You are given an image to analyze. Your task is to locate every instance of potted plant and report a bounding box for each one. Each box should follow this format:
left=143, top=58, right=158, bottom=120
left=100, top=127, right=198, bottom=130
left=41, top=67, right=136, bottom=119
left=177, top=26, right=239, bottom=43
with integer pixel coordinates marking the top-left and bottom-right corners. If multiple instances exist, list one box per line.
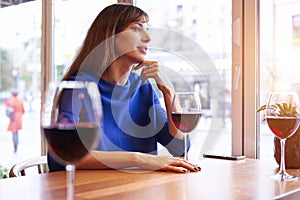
left=0, top=165, right=9, bottom=179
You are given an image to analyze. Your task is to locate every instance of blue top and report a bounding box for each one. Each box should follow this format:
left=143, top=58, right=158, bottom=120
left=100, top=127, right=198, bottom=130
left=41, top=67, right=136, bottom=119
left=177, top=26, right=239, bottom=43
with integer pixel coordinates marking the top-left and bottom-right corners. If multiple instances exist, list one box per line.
left=48, top=71, right=187, bottom=171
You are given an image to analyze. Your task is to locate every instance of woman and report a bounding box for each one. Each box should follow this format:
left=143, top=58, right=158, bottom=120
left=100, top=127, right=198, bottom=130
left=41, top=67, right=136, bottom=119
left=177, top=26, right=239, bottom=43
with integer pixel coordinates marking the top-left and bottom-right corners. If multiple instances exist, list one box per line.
left=48, top=3, right=200, bottom=173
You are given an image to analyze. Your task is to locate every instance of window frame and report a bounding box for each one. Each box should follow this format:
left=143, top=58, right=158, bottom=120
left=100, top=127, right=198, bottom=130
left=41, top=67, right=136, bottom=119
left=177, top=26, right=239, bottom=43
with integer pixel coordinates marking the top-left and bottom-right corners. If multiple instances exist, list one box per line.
left=40, top=0, right=53, bottom=155
left=232, top=0, right=259, bottom=158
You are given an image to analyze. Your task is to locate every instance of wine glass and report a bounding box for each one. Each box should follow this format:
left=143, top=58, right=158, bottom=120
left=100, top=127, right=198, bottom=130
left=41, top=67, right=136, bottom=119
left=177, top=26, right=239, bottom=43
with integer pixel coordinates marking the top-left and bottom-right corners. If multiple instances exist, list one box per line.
left=171, top=92, right=202, bottom=160
left=265, top=92, right=300, bottom=181
left=41, top=81, right=102, bottom=200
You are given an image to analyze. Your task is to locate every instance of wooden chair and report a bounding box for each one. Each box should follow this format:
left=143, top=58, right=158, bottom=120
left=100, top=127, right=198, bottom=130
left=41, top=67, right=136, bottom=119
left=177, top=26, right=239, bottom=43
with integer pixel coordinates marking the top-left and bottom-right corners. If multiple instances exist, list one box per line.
left=9, top=156, right=48, bottom=177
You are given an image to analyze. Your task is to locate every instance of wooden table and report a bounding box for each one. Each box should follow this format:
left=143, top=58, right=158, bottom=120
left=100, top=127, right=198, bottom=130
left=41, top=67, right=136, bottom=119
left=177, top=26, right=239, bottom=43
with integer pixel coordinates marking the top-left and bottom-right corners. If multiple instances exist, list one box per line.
left=1, top=158, right=300, bottom=199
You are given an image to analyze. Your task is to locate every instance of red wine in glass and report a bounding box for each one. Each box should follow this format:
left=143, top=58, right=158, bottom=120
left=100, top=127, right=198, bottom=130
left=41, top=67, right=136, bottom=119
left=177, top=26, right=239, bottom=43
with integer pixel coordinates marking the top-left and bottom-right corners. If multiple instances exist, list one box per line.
left=171, top=112, right=202, bottom=133
left=266, top=117, right=300, bottom=140
left=171, top=92, right=202, bottom=160
left=44, top=124, right=100, bottom=164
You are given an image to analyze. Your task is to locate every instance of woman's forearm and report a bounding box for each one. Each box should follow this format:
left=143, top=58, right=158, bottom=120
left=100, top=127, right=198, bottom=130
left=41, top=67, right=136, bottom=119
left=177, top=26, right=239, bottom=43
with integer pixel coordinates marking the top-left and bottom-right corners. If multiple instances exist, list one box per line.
left=75, top=150, right=201, bottom=173
left=158, top=82, right=183, bottom=140
left=76, top=150, right=140, bottom=169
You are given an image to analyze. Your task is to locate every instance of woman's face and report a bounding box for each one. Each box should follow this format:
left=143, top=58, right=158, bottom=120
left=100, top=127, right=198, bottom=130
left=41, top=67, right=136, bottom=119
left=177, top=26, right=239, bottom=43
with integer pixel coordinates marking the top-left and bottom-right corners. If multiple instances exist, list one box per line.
left=115, top=18, right=150, bottom=64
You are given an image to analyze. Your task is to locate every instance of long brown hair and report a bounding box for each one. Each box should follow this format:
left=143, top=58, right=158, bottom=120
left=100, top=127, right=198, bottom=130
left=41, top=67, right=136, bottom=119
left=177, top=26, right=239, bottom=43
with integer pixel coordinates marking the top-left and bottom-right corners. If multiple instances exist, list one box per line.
left=62, top=3, right=149, bottom=80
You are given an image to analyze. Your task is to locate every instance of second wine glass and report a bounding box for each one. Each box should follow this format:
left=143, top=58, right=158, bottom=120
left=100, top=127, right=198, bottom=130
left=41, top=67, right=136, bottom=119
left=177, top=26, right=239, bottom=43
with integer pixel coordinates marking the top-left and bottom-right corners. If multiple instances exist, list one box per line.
left=41, top=81, right=102, bottom=200
left=171, top=92, right=202, bottom=160
left=265, top=92, right=300, bottom=181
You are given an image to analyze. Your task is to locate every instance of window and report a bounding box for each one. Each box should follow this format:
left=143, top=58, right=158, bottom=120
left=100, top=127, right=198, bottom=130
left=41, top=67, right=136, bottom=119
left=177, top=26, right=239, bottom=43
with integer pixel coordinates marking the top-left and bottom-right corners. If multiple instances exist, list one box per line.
left=0, top=0, right=42, bottom=168
left=46, top=0, right=300, bottom=162
left=259, top=0, right=300, bottom=160
left=53, top=0, right=116, bottom=80
left=292, top=15, right=300, bottom=48
left=135, top=0, right=232, bottom=160
left=3, top=0, right=297, bottom=170
left=0, top=0, right=117, bottom=170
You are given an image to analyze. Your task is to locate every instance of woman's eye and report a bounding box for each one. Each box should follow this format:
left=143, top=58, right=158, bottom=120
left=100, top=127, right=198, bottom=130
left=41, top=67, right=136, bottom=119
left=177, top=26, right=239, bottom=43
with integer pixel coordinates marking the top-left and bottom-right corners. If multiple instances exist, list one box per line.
left=133, top=27, right=141, bottom=32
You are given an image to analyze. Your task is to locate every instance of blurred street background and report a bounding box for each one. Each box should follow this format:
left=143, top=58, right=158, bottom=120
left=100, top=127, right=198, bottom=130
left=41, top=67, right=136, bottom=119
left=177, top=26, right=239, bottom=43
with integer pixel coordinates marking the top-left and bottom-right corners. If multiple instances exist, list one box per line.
left=0, top=103, right=41, bottom=170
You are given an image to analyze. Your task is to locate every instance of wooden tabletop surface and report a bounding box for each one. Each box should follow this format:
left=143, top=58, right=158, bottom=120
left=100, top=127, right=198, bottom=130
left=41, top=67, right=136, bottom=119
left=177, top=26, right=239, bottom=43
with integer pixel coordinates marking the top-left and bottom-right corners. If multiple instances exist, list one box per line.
left=1, top=158, right=300, bottom=199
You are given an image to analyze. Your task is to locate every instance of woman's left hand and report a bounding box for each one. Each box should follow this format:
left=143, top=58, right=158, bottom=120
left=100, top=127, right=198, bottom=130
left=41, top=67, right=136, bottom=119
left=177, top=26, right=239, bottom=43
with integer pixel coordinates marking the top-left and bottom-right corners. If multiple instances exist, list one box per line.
left=134, top=61, right=173, bottom=92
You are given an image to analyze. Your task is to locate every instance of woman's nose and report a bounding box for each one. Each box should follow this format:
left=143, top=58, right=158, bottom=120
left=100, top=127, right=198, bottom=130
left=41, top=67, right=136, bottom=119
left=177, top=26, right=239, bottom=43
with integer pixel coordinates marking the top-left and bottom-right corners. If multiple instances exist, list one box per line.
left=142, top=30, right=151, bottom=43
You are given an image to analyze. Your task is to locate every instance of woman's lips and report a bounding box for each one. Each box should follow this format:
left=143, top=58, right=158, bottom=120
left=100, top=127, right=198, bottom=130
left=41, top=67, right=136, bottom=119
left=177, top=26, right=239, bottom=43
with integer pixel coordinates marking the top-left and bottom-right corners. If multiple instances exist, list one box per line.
left=137, top=46, right=148, bottom=54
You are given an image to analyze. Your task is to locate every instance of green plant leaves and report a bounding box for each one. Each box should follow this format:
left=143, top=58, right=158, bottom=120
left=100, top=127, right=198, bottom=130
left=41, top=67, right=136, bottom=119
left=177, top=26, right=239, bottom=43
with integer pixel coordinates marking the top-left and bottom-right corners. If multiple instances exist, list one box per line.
left=257, top=102, right=299, bottom=117
left=0, top=166, right=9, bottom=179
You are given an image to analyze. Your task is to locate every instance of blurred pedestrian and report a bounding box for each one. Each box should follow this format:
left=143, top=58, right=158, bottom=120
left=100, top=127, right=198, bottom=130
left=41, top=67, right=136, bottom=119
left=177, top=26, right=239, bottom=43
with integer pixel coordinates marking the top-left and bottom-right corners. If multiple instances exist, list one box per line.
left=5, top=91, right=25, bottom=153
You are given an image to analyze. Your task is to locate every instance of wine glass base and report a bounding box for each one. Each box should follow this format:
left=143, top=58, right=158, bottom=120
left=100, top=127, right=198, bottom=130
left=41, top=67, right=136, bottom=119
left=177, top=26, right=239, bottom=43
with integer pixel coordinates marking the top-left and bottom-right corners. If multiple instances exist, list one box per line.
left=269, top=172, right=298, bottom=181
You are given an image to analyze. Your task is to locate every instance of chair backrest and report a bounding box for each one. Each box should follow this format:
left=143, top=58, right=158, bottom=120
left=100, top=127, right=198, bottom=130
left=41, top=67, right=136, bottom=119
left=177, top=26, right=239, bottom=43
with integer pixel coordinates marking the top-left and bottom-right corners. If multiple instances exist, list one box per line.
left=9, top=156, right=48, bottom=177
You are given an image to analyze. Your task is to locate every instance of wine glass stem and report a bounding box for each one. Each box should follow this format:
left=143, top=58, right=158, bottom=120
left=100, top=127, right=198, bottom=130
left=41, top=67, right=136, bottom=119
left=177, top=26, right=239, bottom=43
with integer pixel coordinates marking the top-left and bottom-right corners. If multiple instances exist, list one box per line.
left=66, top=164, right=75, bottom=200
left=279, top=139, right=287, bottom=179
left=183, top=133, right=188, bottom=160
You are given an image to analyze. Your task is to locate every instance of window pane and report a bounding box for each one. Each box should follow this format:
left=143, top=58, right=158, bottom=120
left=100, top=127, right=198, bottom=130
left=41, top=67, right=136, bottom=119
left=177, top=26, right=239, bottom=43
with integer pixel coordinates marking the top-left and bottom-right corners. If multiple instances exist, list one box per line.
left=135, top=0, right=232, bottom=160
left=0, top=0, right=42, bottom=169
left=260, top=0, right=300, bottom=160
left=53, top=0, right=116, bottom=80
